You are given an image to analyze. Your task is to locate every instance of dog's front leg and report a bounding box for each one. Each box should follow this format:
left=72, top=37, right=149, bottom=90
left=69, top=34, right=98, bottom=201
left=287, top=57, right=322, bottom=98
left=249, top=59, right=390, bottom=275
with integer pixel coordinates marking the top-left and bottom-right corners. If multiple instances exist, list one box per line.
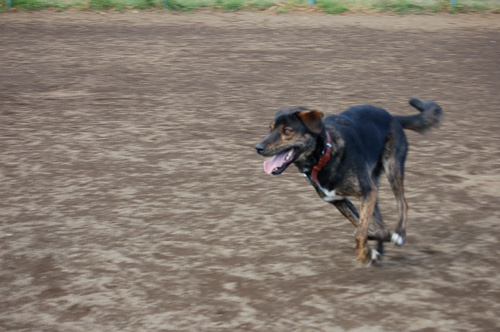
left=332, top=199, right=360, bottom=228
left=333, top=199, right=391, bottom=255
left=355, top=188, right=379, bottom=265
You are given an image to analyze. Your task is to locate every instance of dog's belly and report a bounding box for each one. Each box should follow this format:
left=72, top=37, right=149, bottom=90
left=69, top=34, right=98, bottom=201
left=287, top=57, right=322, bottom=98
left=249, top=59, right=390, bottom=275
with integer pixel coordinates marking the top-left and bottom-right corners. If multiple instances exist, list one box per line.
left=319, top=186, right=345, bottom=202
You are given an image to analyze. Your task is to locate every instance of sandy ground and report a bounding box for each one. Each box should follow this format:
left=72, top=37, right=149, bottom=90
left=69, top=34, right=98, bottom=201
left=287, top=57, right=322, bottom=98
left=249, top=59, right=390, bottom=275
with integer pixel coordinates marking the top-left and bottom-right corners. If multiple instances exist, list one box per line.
left=1, top=10, right=500, bottom=332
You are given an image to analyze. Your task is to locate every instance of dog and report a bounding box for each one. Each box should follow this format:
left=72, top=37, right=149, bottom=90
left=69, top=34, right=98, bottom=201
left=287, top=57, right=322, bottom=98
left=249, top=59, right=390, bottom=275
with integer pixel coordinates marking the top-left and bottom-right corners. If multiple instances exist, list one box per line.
left=255, top=98, right=442, bottom=265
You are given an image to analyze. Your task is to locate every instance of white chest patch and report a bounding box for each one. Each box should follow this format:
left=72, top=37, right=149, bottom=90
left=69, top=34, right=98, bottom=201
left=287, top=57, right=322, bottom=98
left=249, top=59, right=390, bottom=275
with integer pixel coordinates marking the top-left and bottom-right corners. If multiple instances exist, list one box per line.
left=319, top=187, right=345, bottom=202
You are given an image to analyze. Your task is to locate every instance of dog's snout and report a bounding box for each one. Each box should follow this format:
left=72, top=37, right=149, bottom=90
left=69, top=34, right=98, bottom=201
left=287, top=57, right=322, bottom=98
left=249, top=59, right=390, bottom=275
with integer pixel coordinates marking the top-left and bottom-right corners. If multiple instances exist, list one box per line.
left=255, top=143, right=266, bottom=155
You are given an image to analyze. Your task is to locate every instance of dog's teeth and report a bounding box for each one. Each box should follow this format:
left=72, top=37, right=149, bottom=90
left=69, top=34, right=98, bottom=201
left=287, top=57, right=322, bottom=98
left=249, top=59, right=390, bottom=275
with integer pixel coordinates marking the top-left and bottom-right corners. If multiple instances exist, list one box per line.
left=286, top=149, right=293, bottom=161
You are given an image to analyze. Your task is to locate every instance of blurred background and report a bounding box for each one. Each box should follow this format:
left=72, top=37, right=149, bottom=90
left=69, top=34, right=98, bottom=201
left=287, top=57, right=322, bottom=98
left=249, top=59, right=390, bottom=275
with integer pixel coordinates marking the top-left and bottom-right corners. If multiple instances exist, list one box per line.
left=1, top=9, right=499, bottom=332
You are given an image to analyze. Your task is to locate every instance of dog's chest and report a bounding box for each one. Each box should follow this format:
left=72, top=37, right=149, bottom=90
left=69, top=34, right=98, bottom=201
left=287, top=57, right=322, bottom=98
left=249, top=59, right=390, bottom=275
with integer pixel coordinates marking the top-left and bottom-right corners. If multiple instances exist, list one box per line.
left=319, top=186, right=345, bottom=202
left=304, top=173, right=345, bottom=202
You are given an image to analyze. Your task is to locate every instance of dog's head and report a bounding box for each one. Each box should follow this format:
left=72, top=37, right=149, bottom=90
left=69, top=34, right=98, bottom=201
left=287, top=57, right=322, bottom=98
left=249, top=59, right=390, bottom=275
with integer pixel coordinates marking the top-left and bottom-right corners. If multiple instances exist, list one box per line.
left=255, top=107, right=324, bottom=175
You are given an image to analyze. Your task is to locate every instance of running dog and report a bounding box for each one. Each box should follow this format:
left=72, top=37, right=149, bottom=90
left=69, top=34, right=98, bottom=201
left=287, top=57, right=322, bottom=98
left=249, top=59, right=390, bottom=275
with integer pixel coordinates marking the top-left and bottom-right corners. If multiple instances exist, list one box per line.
left=255, top=98, right=442, bottom=265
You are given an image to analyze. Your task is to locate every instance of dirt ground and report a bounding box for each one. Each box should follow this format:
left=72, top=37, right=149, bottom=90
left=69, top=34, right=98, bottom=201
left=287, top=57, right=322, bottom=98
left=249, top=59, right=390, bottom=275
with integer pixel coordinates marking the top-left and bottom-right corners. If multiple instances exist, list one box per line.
left=1, top=10, right=500, bottom=332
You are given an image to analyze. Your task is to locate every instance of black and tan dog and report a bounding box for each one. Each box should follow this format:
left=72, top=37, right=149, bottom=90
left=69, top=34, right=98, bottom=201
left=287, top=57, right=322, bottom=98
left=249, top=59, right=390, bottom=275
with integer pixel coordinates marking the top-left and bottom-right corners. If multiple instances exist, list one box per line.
left=255, top=98, right=442, bottom=265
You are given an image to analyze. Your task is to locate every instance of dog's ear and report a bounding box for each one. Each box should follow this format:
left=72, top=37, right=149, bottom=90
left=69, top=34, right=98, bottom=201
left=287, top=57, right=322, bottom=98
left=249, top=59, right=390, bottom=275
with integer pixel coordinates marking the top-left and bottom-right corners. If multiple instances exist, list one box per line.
left=296, top=110, right=324, bottom=134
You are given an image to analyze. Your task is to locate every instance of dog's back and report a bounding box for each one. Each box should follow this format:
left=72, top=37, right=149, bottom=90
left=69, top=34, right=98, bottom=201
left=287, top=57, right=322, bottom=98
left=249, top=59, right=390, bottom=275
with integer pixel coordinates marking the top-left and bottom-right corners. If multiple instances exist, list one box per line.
left=324, top=106, right=394, bottom=165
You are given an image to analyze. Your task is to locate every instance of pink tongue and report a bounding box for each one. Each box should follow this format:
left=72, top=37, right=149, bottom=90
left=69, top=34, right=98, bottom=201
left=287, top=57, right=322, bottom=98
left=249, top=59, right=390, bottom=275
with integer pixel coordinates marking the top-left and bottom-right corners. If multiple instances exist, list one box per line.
left=263, top=150, right=290, bottom=174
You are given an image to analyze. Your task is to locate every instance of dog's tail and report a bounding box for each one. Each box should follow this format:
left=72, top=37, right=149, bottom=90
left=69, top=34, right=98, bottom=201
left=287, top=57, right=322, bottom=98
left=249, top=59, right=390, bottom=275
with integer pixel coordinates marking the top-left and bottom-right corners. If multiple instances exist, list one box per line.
left=395, top=98, right=443, bottom=134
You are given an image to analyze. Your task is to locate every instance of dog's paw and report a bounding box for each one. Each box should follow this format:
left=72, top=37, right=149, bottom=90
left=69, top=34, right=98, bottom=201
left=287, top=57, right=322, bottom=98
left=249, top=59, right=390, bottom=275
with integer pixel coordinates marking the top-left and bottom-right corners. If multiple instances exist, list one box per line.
left=357, top=246, right=380, bottom=267
left=391, top=233, right=405, bottom=246
left=365, top=250, right=381, bottom=267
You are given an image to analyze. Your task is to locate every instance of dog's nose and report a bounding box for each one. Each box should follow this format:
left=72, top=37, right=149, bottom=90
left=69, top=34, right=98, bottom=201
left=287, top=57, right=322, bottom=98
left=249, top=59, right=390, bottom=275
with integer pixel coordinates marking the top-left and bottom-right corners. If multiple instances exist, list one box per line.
left=255, top=143, right=266, bottom=155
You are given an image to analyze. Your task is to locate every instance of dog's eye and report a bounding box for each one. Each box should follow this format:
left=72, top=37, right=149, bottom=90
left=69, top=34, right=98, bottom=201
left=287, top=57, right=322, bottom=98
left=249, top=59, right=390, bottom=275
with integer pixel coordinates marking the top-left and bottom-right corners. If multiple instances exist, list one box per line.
left=283, top=128, right=293, bottom=135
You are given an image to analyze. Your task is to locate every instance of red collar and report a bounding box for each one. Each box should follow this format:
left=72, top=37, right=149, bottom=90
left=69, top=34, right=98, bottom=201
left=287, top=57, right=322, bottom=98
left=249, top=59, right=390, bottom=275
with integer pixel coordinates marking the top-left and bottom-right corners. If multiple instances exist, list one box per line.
left=310, top=131, right=332, bottom=185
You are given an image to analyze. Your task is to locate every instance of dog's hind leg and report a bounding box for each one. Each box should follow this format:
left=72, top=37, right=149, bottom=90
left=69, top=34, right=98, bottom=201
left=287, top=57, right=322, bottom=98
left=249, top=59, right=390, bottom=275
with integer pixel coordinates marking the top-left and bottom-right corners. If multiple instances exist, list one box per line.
left=384, top=124, right=409, bottom=246
left=388, top=170, right=408, bottom=246
left=372, top=203, right=389, bottom=255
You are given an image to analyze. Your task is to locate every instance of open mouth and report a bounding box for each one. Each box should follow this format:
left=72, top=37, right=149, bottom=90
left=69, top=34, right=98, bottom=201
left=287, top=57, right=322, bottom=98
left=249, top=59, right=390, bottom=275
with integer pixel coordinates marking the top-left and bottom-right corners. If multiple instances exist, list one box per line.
left=263, top=148, right=299, bottom=175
